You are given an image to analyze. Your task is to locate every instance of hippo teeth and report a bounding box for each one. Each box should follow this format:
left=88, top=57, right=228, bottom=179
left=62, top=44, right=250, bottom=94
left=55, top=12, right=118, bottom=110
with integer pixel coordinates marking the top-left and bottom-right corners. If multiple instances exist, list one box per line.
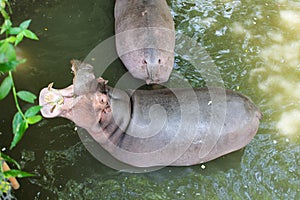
left=50, top=105, right=56, bottom=113
left=44, top=90, right=64, bottom=113
left=44, top=93, right=54, bottom=103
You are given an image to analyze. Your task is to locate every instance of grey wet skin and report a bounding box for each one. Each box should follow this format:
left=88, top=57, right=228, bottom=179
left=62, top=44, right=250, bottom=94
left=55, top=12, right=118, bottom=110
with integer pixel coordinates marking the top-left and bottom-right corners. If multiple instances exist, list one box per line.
left=115, top=0, right=175, bottom=84
left=39, top=61, right=261, bottom=167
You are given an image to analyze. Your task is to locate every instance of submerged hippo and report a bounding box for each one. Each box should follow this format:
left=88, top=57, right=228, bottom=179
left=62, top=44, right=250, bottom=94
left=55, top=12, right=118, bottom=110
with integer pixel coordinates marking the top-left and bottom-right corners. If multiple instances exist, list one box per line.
left=39, top=61, right=261, bottom=167
left=115, top=0, right=175, bottom=84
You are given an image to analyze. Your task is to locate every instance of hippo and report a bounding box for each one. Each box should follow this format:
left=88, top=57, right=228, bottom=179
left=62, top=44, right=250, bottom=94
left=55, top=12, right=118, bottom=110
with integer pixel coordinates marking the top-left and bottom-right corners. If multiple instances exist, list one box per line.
left=39, top=60, right=261, bottom=168
left=115, top=0, right=175, bottom=84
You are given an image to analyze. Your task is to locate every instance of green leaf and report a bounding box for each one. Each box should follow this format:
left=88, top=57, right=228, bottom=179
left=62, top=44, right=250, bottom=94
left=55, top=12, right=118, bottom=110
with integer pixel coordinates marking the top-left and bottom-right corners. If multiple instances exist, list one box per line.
left=9, top=27, right=21, bottom=35
left=18, top=58, right=26, bottom=65
left=11, top=112, right=28, bottom=149
left=23, top=29, right=38, bottom=40
left=20, top=19, right=31, bottom=29
left=26, top=115, right=42, bottom=125
left=0, top=19, right=12, bottom=34
left=12, top=112, right=23, bottom=134
left=0, top=25, right=6, bottom=35
left=0, top=41, right=16, bottom=60
left=0, top=1, right=6, bottom=9
left=0, top=60, right=20, bottom=72
left=0, top=76, right=12, bottom=100
left=0, top=153, right=21, bottom=169
left=3, top=170, right=34, bottom=179
left=5, top=19, right=12, bottom=27
left=6, top=1, right=13, bottom=15
left=0, top=53, right=5, bottom=63
left=0, top=7, right=9, bottom=20
left=17, top=91, right=36, bottom=103
left=5, top=36, right=16, bottom=43
left=25, top=105, right=42, bottom=117
left=15, top=33, right=24, bottom=46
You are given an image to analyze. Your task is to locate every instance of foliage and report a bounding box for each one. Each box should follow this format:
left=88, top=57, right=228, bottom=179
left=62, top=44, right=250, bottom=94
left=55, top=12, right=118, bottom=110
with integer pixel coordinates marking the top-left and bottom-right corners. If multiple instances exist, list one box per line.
left=0, top=152, right=34, bottom=198
left=0, top=153, right=34, bottom=179
left=0, top=0, right=39, bottom=195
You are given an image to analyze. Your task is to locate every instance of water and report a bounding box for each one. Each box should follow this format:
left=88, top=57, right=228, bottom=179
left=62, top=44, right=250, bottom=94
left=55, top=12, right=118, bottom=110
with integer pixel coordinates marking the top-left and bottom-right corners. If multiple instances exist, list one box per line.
left=0, top=0, right=299, bottom=199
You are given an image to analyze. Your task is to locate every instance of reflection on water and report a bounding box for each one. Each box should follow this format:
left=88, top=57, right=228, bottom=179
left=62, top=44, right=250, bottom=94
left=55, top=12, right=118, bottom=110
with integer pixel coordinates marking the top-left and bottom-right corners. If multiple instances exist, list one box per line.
left=0, top=0, right=299, bottom=199
left=249, top=0, right=300, bottom=137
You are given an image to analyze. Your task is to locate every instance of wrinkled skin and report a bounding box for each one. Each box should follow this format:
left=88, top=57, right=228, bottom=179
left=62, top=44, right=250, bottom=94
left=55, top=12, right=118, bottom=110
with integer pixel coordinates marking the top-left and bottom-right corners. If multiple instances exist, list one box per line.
left=115, top=0, right=175, bottom=84
left=39, top=61, right=261, bottom=167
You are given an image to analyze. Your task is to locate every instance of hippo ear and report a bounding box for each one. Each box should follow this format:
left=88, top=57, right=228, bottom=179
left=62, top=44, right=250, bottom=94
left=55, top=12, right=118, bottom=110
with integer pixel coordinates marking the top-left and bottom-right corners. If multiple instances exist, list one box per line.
left=70, top=59, right=80, bottom=74
left=71, top=60, right=98, bottom=95
left=97, top=77, right=109, bottom=93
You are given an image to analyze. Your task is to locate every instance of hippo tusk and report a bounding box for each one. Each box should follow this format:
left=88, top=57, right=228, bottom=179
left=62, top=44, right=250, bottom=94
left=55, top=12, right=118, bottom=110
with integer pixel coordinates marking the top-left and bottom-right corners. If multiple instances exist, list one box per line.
left=47, top=82, right=54, bottom=91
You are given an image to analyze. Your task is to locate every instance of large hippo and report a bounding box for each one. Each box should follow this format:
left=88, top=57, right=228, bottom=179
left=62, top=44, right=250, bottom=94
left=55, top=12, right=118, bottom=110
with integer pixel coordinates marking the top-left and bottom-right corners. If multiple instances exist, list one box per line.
left=115, top=0, right=175, bottom=84
left=39, top=61, right=261, bottom=167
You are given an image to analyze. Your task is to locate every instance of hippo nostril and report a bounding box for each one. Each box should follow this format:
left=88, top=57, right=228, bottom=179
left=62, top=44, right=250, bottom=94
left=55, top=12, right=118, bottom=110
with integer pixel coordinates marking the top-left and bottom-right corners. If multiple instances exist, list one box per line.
left=158, top=59, right=161, bottom=64
left=142, top=59, right=147, bottom=64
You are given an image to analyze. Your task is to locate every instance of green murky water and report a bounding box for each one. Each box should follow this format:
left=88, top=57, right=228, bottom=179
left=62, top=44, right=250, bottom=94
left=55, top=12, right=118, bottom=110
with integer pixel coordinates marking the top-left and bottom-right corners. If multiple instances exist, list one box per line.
left=0, top=0, right=299, bottom=199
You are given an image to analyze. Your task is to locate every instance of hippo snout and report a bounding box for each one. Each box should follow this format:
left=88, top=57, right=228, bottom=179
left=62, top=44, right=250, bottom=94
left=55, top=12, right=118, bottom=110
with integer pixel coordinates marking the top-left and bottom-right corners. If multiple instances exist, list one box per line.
left=143, top=59, right=162, bottom=84
left=142, top=54, right=167, bottom=84
left=142, top=49, right=174, bottom=84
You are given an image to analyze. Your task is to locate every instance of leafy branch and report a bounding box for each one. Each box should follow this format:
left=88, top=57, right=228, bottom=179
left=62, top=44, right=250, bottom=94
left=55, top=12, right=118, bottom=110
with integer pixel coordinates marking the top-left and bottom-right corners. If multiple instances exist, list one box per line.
left=0, top=0, right=41, bottom=194
left=0, top=0, right=41, bottom=149
left=0, top=152, right=34, bottom=179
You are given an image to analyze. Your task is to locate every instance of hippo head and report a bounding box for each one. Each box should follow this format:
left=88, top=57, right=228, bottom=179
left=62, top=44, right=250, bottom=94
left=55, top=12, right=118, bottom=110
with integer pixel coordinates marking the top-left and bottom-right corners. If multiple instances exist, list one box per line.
left=39, top=79, right=112, bottom=132
left=114, top=0, right=176, bottom=85
left=39, top=60, right=113, bottom=133
left=115, top=27, right=175, bottom=85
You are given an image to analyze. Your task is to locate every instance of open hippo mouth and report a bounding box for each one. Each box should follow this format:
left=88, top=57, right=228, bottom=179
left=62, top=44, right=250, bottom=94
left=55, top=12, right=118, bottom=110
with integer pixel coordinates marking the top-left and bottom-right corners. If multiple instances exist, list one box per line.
left=39, top=83, right=74, bottom=118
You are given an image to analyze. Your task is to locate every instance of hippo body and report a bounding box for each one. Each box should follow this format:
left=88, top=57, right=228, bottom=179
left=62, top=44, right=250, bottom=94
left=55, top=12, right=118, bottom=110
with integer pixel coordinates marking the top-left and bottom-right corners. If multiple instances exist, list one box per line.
left=115, top=0, right=175, bottom=84
left=39, top=61, right=261, bottom=168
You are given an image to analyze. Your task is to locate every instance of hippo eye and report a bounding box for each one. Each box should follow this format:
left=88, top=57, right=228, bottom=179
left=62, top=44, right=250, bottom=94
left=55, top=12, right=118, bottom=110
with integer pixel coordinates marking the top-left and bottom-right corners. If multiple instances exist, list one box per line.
left=99, top=96, right=107, bottom=104
left=142, top=59, right=147, bottom=64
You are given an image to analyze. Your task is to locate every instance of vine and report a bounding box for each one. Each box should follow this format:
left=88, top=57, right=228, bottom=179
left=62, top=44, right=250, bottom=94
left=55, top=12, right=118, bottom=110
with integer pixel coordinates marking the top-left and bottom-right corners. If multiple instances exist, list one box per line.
left=0, top=0, right=40, bottom=197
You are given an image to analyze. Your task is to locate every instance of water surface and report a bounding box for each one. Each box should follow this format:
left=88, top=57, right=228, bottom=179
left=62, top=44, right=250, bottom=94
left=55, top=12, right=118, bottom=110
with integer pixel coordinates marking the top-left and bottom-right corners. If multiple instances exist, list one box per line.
left=0, top=0, right=299, bottom=199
